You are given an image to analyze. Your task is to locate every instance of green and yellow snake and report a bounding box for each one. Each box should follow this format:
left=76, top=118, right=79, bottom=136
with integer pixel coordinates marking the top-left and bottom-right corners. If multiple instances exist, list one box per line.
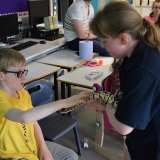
left=60, top=91, right=118, bottom=114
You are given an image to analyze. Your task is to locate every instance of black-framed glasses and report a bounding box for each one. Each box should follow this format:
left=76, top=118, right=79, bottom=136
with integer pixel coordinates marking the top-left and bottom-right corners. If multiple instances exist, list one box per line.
left=3, top=69, right=28, bottom=78
left=153, top=6, right=160, bottom=10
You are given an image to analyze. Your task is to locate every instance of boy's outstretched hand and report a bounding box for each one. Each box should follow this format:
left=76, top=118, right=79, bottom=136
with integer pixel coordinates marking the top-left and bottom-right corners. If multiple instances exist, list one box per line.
left=63, top=91, right=91, bottom=109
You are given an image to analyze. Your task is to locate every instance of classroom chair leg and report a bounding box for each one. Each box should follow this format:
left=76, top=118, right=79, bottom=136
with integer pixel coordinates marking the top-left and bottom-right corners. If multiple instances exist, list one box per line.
left=84, top=112, right=123, bottom=160
left=73, top=126, right=82, bottom=156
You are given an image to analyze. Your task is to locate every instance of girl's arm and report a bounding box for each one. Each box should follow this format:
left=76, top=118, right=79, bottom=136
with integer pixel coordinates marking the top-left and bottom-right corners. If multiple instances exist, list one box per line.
left=106, top=104, right=133, bottom=135
left=85, top=99, right=133, bottom=135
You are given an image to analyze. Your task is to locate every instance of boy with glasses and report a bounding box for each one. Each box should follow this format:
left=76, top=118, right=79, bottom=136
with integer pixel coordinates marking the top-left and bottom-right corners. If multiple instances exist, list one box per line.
left=0, top=48, right=89, bottom=160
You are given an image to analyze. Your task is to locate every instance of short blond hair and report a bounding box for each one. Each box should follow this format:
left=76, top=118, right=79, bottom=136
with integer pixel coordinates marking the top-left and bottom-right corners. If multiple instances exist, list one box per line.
left=0, top=48, right=26, bottom=71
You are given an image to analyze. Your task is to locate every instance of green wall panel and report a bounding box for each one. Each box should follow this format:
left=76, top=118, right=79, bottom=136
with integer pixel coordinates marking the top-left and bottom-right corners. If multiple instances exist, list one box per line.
left=91, top=0, right=98, bottom=13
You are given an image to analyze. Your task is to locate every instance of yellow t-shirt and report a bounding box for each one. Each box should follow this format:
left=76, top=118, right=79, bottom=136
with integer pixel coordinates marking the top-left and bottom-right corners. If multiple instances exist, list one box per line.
left=0, top=90, right=39, bottom=160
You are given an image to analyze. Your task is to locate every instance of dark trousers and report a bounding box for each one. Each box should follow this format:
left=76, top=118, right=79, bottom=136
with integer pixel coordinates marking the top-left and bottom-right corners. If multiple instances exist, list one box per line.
left=67, top=38, right=111, bottom=57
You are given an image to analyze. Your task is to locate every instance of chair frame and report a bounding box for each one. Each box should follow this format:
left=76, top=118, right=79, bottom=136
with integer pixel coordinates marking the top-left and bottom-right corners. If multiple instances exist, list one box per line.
left=24, top=79, right=82, bottom=156
left=84, top=75, right=124, bottom=160
left=87, top=112, right=123, bottom=160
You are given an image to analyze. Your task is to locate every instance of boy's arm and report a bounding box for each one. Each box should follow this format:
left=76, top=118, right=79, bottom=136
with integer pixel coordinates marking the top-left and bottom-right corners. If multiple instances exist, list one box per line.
left=5, top=91, right=89, bottom=123
left=34, top=121, right=53, bottom=160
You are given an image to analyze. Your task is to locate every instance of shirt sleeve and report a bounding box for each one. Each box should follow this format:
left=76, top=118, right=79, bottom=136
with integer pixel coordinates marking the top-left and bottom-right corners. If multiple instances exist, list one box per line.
left=115, top=67, right=160, bottom=130
left=0, top=99, right=12, bottom=122
left=0, top=90, right=33, bottom=122
left=69, top=4, right=83, bottom=20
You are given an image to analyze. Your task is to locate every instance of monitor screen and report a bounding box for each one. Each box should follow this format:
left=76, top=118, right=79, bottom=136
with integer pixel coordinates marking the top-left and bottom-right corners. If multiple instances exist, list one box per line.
left=0, top=14, right=19, bottom=40
left=0, top=0, right=28, bottom=14
left=28, top=0, right=50, bottom=29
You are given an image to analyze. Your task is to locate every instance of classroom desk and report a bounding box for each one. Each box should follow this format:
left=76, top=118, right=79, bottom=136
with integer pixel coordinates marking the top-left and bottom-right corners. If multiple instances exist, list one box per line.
left=36, top=48, right=99, bottom=71
left=25, top=62, right=61, bottom=100
left=57, top=57, right=114, bottom=99
left=9, top=37, right=66, bottom=63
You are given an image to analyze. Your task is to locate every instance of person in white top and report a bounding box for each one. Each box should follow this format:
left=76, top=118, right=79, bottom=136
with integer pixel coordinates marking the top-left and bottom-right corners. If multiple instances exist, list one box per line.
left=64, top=0, right=110, bottom=56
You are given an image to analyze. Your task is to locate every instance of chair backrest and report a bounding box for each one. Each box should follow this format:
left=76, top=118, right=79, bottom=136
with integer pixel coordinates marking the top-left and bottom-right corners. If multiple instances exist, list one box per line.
left=93, top=72, right=120, bottom=96
left=93, top=72, right=121, bottom=135
left=102, top=72, right=120, bottom=95
left=24, top=79, right=53, bottom=107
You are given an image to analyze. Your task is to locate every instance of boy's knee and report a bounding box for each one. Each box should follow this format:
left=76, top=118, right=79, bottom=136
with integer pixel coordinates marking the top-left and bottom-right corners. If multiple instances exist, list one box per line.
left=70, top=149, right=78, bottom=160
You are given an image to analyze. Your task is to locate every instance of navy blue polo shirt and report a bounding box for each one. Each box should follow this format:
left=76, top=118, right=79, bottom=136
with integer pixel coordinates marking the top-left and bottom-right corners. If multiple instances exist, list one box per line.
left=115, top=41, right=160, bottom=160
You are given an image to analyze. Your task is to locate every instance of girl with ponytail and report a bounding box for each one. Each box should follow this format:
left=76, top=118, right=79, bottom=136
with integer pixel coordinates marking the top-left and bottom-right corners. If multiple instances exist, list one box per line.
left=88, top=1, right=160, bottom=160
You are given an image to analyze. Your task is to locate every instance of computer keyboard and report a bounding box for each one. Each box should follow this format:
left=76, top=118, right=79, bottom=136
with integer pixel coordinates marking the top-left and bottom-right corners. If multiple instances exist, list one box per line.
left=11, top=41, right=38, bottom=51
left=45, top=34, right=64, bottom=41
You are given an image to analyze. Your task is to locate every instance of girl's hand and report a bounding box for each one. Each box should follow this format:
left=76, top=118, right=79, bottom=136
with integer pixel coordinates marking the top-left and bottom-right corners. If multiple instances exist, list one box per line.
left=113, top=89, right=119, bottom=97
left=84, top=99, right=105, bottom=112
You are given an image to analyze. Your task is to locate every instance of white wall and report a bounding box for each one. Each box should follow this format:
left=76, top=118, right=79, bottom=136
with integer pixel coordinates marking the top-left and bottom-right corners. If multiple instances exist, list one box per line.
left=98, top=0, right=107, bottom=10
left=98, top=0, right=152, bottom=17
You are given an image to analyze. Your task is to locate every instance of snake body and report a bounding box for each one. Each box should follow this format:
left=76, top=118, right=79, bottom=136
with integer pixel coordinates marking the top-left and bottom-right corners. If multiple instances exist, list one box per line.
left=60, top=91, right=118, bottom=114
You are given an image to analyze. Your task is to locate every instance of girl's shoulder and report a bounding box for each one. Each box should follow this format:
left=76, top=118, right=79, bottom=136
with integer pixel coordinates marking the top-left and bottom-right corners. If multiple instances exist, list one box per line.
left=144, top=16, right=157, bottom=24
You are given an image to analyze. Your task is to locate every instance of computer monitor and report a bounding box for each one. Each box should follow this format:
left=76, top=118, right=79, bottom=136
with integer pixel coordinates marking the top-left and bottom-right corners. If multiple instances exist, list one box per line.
left=0, top=0, right=28, bottom=14
left=57, top=0, right=73, bottom=23
left=0, top=14, right=19, bottom=41
left=28, top=0, right=50, bottom=30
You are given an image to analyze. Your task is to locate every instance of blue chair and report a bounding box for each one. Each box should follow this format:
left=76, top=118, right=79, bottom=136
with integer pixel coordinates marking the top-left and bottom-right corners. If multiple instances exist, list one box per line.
left=24, top=79, right=82, bottom=156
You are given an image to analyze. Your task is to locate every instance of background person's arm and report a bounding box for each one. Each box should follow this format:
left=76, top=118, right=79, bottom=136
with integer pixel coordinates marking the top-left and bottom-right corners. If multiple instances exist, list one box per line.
left=73, top=19, right=97, bottom=39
